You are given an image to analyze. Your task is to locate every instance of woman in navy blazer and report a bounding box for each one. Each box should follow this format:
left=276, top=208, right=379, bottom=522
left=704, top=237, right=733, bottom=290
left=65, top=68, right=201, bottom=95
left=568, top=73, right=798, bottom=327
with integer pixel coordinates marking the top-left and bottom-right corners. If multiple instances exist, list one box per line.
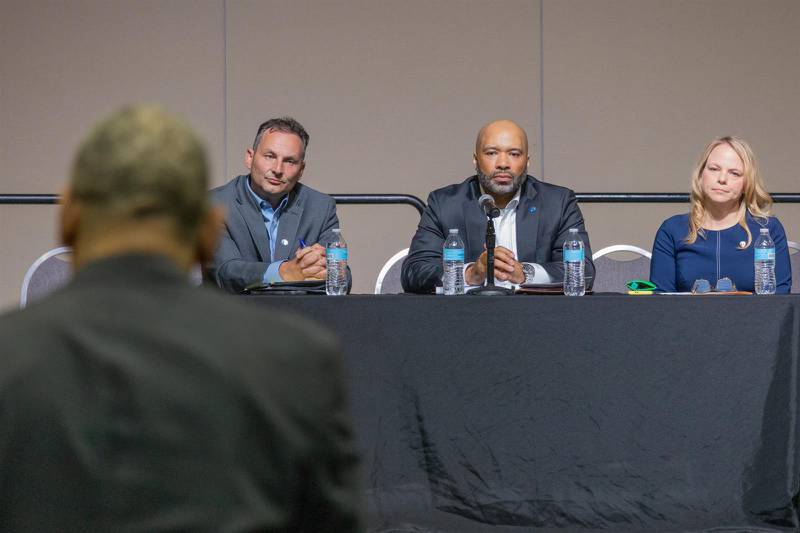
left=650, top=136, right=791, bottom=293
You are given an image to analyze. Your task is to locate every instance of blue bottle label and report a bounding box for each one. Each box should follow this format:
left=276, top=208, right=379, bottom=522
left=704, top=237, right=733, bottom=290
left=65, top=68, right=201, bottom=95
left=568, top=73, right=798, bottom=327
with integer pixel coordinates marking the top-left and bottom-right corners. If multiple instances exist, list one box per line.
left=564, top=249, right=584, bottom=262
left=754, top=248, right=775, bottom=261
left=443, top=249, right=465, bottom=261
left=327, top=248, right=348, bottom=261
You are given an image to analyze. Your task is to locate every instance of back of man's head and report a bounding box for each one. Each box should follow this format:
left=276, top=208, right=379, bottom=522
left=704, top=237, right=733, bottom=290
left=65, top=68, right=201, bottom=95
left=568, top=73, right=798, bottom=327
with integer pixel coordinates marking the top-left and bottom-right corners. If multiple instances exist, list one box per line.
left=63, top=105, right=220, bottom=270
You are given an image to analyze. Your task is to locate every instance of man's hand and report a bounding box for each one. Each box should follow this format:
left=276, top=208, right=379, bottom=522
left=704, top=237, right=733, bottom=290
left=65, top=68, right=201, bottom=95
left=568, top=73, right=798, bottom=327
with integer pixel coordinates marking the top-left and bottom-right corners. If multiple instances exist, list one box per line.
left=279, top=243, right=327, bottom=281
left=465, top=246, right=524, bottom=285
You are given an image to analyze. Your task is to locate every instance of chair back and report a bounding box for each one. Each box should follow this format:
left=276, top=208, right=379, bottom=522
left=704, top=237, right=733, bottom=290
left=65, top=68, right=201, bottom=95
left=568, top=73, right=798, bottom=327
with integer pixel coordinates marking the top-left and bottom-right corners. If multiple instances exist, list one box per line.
left=591, top=244, right=652, bottom=293
left=374, top=248, right=409, bottom=294
left=789, top=241, right=800, bottom=294
left=20, top=246, right=73, bottom=308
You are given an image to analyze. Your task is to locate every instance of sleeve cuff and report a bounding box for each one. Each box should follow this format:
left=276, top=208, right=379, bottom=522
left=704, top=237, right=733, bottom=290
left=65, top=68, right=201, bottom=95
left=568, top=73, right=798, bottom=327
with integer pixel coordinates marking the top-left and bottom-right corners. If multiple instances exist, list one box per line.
left=524, top=262, right=553, bottom=284
left=463, top=262, right=481, bottom=290
left=263, top=261, right=285, bottom=284
left=462, top=262, right=473, bottom=279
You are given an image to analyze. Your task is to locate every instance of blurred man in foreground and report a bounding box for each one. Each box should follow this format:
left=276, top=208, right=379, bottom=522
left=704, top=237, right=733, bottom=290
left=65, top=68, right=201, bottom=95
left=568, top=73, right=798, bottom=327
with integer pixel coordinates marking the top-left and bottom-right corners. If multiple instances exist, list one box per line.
left=401, top=119, right=594, bottom=293
left=0, top=105, right=360, bottom=532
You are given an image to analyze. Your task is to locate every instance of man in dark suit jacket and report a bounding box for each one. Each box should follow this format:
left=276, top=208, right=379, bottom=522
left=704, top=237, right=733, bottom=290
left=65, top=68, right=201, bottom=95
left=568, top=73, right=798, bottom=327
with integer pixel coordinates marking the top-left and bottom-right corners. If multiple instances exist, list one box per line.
left=208, top=117, right=347, bottom=293
left=0, top=106, right=361, bottom=532
left=402, top=120, right=594, bottom=293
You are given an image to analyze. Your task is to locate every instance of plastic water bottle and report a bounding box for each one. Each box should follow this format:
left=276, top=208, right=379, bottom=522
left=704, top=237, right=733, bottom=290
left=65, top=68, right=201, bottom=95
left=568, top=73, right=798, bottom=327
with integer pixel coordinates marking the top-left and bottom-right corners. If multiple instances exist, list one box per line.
left=326, top=228, right=348, bottom=296
left=754, top=227, right=776, bottom=295
left=442, top=229, right=465, bottom=295
left=563, top=228, right=585, bottom=296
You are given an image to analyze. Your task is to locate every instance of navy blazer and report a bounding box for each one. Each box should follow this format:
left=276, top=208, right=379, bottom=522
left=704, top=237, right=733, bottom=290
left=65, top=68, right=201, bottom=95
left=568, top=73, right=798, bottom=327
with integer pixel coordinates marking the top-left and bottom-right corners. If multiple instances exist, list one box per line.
left=208, top=175, right=344, bottom=293
left=650, top=212, right=792, bottom=293
left=401, top=175, right=594, bottom=293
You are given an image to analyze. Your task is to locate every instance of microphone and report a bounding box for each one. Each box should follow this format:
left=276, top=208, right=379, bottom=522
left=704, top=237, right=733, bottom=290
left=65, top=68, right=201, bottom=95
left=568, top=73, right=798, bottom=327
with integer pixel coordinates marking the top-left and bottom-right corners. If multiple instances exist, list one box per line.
left=466, top=193, right=513, bottom=295
left=478, top=194, right=500, bottom=218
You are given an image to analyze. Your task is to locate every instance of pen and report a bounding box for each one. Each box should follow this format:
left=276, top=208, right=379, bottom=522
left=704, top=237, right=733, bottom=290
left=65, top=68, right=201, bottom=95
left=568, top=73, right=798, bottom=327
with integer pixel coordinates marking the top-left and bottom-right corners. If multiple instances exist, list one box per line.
left=298, top=239, right=307, bottom=248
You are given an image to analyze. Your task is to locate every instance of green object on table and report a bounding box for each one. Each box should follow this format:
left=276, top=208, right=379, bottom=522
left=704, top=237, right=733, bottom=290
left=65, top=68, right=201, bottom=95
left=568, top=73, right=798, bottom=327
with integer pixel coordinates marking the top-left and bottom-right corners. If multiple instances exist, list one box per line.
left=626, top=279, right=657, bottom=291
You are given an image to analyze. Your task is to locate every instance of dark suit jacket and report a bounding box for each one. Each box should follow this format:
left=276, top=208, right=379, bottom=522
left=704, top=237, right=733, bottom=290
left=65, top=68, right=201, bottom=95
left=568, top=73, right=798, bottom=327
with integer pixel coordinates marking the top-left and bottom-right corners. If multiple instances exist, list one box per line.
left=208, top=175, right=345, bottom=293
left=401, top=175, right=595, bottom=293
left=0, top=254, right=360, bottom=533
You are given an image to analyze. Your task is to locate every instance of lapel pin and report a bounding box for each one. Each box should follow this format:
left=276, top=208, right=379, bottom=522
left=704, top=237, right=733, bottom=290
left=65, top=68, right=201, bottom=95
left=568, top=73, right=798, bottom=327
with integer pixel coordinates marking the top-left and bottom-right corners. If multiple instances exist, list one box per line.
left=529, top=207, right=537, bottom=213
left=281, top=239, right=289, bottom=246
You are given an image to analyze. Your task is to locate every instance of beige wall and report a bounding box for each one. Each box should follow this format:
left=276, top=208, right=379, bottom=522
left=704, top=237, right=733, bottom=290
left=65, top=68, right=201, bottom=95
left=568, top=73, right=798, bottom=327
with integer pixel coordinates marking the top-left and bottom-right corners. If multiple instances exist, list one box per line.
left=1, top=0, right=798, bottom=310
left=542, top=0, right=800, bottom=254
left=1, top=0, right=225, bottom=309
left=225, top=0, right=540, bottom=289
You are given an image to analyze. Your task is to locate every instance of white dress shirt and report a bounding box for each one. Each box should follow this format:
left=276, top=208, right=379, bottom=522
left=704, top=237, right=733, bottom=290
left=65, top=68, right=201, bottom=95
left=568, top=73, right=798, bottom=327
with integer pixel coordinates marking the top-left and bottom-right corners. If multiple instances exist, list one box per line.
left=465, top=188, right=553, bottom=289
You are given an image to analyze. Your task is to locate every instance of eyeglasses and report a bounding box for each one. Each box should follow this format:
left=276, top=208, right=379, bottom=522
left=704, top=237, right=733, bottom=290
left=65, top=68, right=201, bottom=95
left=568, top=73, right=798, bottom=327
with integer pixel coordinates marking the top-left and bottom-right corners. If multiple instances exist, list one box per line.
left=691, top=277, right=736, bottom=294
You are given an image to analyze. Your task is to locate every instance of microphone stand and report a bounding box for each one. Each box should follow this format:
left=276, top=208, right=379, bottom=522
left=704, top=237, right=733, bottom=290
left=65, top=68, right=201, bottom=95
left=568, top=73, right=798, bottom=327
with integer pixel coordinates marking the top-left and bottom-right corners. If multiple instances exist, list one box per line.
left=467, top=208, right=515, bottom=296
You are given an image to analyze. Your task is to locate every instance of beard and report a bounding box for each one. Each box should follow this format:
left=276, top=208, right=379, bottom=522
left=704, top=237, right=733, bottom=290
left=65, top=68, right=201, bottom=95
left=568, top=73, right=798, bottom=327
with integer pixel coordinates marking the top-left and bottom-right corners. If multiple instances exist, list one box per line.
left=477, top=168, right=525, bottom=196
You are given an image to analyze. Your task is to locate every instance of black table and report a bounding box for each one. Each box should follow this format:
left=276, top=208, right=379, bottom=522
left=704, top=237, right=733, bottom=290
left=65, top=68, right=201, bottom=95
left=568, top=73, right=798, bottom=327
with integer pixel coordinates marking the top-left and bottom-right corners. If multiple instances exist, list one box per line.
left=248, top=294, right=800, bottom=532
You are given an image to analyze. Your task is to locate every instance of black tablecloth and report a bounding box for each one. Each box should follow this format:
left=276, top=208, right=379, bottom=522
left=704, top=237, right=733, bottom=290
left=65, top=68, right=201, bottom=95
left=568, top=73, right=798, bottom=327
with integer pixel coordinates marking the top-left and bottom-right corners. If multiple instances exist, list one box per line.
left=248, top=294, right=800, bottom=532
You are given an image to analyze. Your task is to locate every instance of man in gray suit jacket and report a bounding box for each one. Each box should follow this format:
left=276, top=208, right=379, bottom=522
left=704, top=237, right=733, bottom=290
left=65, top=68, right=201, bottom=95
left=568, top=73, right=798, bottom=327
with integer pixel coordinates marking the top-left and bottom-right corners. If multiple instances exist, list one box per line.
left=208, top=117, right=346, bottom=293
left=0, top=106, right=361, bottom=532
left=402, top=119, right=594, bottom=293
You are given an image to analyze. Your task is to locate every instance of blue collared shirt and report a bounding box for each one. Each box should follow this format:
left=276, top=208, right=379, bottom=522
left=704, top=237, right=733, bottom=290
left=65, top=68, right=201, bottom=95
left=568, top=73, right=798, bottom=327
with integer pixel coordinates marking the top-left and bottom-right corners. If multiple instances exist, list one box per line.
left=246, top=179, right=288, bottom=283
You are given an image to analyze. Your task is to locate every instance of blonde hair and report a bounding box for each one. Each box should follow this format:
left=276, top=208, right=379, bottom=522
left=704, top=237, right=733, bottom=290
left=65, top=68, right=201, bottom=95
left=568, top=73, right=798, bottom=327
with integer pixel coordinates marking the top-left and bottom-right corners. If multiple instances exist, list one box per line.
left=686, top=136, right=772, bottom=247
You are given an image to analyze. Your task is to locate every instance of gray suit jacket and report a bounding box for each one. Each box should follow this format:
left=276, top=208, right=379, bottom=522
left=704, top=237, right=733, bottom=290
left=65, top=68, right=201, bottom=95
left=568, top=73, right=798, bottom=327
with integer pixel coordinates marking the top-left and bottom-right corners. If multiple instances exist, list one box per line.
left=401, top=175, right=595, bottom=293
left=208, top=175, right=344, bottom=293
left=0, top=254, right=361, bottom=532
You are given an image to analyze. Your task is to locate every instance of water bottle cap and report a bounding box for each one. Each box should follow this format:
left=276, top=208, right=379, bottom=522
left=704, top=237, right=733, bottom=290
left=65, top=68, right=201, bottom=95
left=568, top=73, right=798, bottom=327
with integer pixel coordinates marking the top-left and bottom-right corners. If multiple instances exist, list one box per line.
left=332, top=228, right=341, bottom=234
left=569, top=228, right=579, bottom=234
left=449, top=228, right=459, bottom=234
left=760, top=228, right=769, bottom=234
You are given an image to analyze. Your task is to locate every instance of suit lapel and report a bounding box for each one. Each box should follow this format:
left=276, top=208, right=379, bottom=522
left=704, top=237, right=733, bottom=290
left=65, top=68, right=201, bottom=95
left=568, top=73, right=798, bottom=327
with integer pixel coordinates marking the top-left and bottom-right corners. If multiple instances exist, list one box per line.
left=516, top=176, right=540, bottom=261
left=462, top=178, right=488, bottom=262
left=235, top=176, right=271, bottom=262
left=274, top=188, right=302, bottom=262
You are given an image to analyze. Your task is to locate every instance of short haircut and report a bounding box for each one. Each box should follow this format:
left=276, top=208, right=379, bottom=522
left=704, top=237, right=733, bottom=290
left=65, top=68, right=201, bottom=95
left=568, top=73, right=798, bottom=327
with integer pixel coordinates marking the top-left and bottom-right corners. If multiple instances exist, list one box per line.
left=252, top=117, right=310, bottom=159
left=70, top=105, right=210, bottom=238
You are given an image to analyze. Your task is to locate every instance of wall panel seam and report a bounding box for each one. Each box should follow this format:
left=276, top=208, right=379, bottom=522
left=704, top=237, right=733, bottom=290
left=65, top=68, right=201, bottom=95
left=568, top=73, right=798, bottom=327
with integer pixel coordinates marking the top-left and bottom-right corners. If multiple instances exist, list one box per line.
left=223, top=0, right=229, bottom=179
left=539, top=0, right=545, bottom=178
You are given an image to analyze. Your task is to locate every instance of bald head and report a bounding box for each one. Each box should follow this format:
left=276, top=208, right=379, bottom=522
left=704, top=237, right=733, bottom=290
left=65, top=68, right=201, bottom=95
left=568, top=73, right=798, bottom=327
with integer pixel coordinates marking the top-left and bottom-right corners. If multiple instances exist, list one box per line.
left=473, top=120, right=530, bottom=205
left=475, top=120, right=528, bottom=155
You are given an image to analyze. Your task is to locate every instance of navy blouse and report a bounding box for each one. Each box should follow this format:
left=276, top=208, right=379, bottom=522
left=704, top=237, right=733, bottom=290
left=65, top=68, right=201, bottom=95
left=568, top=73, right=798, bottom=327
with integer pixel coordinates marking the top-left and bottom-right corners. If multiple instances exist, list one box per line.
left=649, top=213, right=792, bottom=293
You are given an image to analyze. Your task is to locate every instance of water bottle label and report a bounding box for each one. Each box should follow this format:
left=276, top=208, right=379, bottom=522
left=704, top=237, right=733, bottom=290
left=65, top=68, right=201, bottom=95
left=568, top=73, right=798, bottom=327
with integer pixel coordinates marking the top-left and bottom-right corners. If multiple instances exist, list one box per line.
left=564, top=249, right=584, bottom=262
left=443, top=249, right=465, bottom=261
left=754, top=248, right=775, bottom=261
left=327, top=248, right=348, bottom=261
